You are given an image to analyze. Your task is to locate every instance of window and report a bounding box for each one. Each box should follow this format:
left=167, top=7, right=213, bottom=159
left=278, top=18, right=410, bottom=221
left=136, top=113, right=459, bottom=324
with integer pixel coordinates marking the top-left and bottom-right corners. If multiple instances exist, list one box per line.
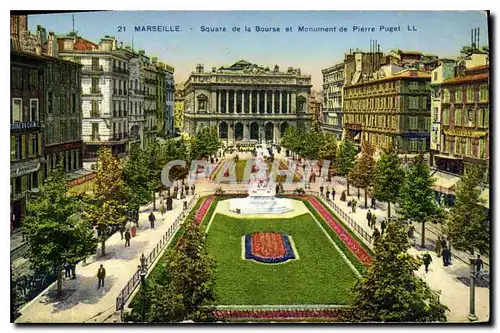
left=31, top=134, right=38, bottom=156
left=455, top=88, right=462, bottom=103
left=433, top=107, right=438, bottom=122
left=409, top=138, right=418, bottom=151
left=443, top=89, right=450, bottom=103
left=480, top=85, right=488, bottom=101
left=454, top=108, right=462, bottom=126
left=466, top=109, right=474, bottom=126
left=91, top=100, right=99, bottom=117
left=48, top=92, right=53, bottom=114
left=409, top=82, right=418, bottom=90
left=484, top=109, right=489, bottom=127
left=409, top=96, right=419, bottom=109
left=72, top=94, right=77, bottom=113
left=443, top=108, right=450, bottom=125
left=467, top=86, right=475, bottom=102
left=12, top=68, right=22, bottom=89
left=409, top=116, right=418, bottom=130
left=466, top=138, right=472, bottom=157
left=460, top=138, right=467, bottom=156
left=91, top=77, right=99, bottom=93
left=30, top=99, right=39, bottom=122
left=29, top=70, right=38, bottom=88
left=91, top=123, right=99, bottom=140
left=12, top=98, right=22, bottom=122
left=479, top=138, right=486, bottom=159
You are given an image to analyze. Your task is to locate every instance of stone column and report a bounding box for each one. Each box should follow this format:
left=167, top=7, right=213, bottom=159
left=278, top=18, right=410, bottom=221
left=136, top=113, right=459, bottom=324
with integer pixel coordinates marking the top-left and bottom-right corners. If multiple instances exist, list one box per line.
left=264, top=91, right=268, bottom=114
left=228, top=124, right=234, bottom=143
left=291, top=93, right=297, bottom=113
left=274, top=124, right=280, bottom=143
left=218, top=90, right=221, bottom=112
left=257, top=92, right=260, bottom=113
left=272, top=91, right=275, bottom=114
left=234, top=90, right=237, bottom=113
left=249, top=91, right=253, bottom=113
left=242, top=90, right=246, bottom=113
left=226, top=90, right=229, bottom=113
left=279, top=91, right=283, bottom=114
left=244, top=123, right=249, bottom=140
left=287, top=92, right=291, bottom=114
left=211, top=91, right=216, bottom=113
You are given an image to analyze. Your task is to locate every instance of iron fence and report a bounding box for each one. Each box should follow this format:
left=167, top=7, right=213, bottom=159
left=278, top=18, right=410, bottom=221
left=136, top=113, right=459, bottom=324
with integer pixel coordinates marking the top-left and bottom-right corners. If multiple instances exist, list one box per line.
left=115, top=194, right=199, bottom=311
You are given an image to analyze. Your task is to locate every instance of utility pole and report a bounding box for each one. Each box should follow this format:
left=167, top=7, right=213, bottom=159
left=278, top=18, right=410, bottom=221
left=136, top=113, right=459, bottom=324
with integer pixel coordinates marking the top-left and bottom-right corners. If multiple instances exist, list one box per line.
left=139, top=253, right=148, bottom=322
left=468, top=258, right=478, bottom=321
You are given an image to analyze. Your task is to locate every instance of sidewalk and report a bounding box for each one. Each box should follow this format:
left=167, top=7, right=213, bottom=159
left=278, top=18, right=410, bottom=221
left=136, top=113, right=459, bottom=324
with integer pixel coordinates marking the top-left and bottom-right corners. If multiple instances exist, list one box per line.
left=16, top=194, right=192, bottom=323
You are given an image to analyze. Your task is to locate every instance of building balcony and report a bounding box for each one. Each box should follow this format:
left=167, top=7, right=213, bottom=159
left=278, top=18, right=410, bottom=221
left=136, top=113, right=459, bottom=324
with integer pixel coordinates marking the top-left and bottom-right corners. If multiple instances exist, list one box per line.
left=146, top=94, right=156, bottom=99
left=90, top=135, right=101, bottom=142
left=82, top=65, right=104, bottom=73
left=112, top=67, right=130, bottom=75
left=11, top=121, right=40, bottom=132
left=109, top=133, right=129, bottom=141
left=145, top=78, right=158, bottom=84
left=83, top=89, right=102, bottom=96
left=133, top=89, right=145, bottom=95
left=90, top=112, right=100, bottom=119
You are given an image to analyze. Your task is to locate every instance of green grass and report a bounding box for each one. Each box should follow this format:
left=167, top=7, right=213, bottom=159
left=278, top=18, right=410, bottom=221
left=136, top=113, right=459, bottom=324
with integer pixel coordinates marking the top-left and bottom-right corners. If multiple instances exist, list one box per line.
left=205, top=212, right=359, bottom=305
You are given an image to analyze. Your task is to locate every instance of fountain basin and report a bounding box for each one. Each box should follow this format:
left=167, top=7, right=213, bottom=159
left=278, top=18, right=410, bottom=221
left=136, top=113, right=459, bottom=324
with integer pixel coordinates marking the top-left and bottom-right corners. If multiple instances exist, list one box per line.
left=229, top=196, right=294, bottom=215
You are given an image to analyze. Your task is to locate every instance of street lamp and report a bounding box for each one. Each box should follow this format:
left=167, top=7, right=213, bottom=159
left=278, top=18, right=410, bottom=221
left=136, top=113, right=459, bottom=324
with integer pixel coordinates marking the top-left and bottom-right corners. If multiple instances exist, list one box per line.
left=139, top=253, right=148, bottom=322
left=468, top=258, right=478, bottom=322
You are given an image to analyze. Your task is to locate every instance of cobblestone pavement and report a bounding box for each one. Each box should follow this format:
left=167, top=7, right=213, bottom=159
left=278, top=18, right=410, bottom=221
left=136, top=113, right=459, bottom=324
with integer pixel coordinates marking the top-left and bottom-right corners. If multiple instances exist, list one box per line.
left=16, top=194, right=192, bottom=323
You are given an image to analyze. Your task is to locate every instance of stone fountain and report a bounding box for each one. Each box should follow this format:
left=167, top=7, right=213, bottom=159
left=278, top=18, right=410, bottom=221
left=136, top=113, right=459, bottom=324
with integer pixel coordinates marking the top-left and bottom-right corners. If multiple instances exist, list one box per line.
left=229, top=147, right=294, bottom=215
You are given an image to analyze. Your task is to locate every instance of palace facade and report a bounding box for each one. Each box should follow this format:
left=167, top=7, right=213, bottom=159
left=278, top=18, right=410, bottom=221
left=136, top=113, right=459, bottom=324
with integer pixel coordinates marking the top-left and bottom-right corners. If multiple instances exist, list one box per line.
left=183, top=60, right=313, bottom=145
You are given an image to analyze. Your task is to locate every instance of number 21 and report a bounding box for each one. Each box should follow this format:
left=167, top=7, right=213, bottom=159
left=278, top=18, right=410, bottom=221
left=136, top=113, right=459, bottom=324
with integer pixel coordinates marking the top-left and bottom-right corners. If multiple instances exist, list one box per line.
left=118, top=26, right=126, bottom=32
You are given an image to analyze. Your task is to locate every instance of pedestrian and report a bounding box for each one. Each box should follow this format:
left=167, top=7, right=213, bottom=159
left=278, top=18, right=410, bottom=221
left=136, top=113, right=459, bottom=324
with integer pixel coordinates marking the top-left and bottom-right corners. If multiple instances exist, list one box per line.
left=340, top=191, right=346, bottom=202
left=191, top=184, right=195, bottom=195
left=381, top=219, right=387, bottom=235
left=320, top=185, right=324, bottom=195
left=331, top=188, right=336, bottom=201
left=366, top=210, right=372, bottom=227
left=119, top=222, right=125, bottom=240
left=160, top=204, right=166, bottom=217
left=441, top=247, right=449, bottom=266
left=325, top=188, right=330, bottom=200
left=423, top=253, right=433, bottom=273
left=407, top=222, right=415, bottom=239
left=352, top=199, right=357, bottom=213
left=435, top=236, right=442, bottom=257
left=183, top=198, right=188, bottom=210
left=476, top=255, right=484, bottom=273
left=371, top=213, right=377, bottom=229
left=124, top=229, right=131, bottom=247
left=371, top=197, right=376, bottom=209
left=276, top=184, right=281, bottom=195
left=357, top=189, right=361, bottom=200
left=149, top=212, right=156, bottom=229
left=65, top=264, right=71, bottom=278
left=97, top=264, right=106, bottom=289
left=372, top=227, right=381, bottom=242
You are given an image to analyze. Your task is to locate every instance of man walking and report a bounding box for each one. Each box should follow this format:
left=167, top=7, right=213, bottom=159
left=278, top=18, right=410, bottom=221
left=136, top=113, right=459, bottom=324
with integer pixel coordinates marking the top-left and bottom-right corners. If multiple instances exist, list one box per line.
left=476, top=255, right=484, bottom=273
left=423, top=253, right=432, bottom=273
left=149, top=212, right=156, bottom=229
left=366, top=210, right=372, bottom=228
left=64, top=264, right=71, bottom=278
left=372, top=227, right=381, bottom=242
left=124, top=229, right=131, bottom=247
left=371, top=213, right=377, bottom=229
left=381, top=219, right=387, bottom=235
left=119, top=222, right=125, bottom=240
left=325, top=188, right=330, bottom=200
left=331, top=188, right=336, bottom=201
left=97, top=264, right=106, bottom=289
left=320, top=185, right=324, bottom=196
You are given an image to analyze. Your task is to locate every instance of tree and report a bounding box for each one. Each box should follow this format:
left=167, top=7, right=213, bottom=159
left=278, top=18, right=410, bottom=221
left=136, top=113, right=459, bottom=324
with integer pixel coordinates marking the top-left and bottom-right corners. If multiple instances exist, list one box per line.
left=460, top=45, right=473, bottom=55
left=23, top=168, right=97, bottom=295
left=190, top=126, right=221, bottom=161
left=302, top=129, right=325, bottom=160
left=336, top=139, right=358, bottom=195
left=146, top=142, right=171, bottom=210
left=481, top=45, right=489, bottom=54
left=89, top=148, right=129, bottom=256
left=443, top=166, right=489, bottom=255
left=139, top=222, right=217, bottom=322
left=348, top=141, right=376, bottom=208
left=350, top=220, right=448, bottom=322
left=397, top=154, right=437, bottom=248
left=372, top=146, right=405, bottom=217
left=280, top=126, right=302, bottom=159
left=124, top=146, right=152, bottom=217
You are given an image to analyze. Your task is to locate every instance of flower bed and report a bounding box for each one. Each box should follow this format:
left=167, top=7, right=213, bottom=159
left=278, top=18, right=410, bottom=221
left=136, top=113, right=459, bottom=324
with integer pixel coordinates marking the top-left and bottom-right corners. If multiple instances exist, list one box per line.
left=212, top=308, right=348, bottom=321
left=307, top=197, right=372, bottom=266
left=244, top=232, right=296, bottom=264
left=194, top=196, right=215, bottom=225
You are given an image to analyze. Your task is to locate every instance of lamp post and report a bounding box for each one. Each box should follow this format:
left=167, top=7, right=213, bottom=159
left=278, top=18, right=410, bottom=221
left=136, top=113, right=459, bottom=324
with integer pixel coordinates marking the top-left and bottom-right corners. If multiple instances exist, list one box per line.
left=468, top=258, right=478, bottom=322
left=139, top=253, right=148, bottom=322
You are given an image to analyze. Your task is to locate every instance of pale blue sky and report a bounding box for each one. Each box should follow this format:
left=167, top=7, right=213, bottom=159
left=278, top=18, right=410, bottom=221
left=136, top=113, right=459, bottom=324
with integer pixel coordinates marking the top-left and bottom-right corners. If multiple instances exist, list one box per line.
left=28, top=11, right=489, bottom=90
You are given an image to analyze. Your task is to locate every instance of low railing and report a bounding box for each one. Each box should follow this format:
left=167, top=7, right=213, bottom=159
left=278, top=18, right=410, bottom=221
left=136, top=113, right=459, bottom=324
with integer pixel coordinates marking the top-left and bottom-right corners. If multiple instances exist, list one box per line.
left=318, top=194, right=373, bottom=244
left=115, top=194, right=199, bottom=311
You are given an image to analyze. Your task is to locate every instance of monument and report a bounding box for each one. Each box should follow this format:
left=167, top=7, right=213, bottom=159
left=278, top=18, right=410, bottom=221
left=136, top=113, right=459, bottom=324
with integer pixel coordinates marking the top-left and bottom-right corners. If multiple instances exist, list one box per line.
left=228, top=147, right=293, bottom=215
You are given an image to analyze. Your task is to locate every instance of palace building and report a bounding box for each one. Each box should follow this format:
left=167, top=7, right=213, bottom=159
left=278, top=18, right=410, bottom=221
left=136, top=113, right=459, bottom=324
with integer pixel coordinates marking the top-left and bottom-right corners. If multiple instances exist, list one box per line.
left=183, top=60, right=313, bottom=145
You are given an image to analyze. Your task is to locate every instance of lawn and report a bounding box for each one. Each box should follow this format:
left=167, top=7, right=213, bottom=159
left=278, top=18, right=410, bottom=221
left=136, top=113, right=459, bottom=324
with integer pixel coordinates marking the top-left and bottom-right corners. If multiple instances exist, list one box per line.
left=213, top=159, right=301, bottom=183
left=205, top=212, right=360, bottom=305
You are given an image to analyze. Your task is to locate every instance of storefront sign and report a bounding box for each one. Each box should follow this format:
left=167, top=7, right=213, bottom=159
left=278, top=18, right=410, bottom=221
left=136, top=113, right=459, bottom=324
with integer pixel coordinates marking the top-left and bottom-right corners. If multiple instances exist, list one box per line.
left=10, top=161, right=40, bottom=178
left=69, top=173, right=96, bottom=187
left=44, top=141, right=83, bottom=154
left=443, top=128, right=487, bottom=138
left=11, top=121, right=39, bottom=132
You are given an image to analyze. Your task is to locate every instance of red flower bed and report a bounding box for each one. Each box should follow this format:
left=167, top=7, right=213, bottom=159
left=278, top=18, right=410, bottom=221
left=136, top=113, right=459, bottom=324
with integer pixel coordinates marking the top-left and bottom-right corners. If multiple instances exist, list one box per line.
left=251, top=232, right=286, bottom=258
left=194, top=196, right=214, bottom=225
left=307, top=197, right=372, bottom=266
left=212, top=308, right=348, bottom=321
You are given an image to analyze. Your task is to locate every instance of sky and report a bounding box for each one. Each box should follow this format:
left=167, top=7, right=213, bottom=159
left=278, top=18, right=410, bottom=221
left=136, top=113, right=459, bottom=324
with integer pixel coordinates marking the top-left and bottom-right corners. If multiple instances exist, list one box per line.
left=28, top=11, right=489, bottom=90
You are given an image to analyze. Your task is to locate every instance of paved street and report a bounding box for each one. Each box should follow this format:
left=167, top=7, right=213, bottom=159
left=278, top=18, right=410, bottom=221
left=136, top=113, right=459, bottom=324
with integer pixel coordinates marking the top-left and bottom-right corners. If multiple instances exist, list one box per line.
left=16, top=194, right=192, bottom=323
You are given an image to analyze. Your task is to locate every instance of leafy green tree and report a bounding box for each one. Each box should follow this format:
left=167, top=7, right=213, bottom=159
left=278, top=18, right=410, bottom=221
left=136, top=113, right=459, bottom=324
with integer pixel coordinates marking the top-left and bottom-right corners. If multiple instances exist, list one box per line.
left=481, top=45, right=489, bottom=54
left=190, top=126, right=221, bottom=161
left=336, top=139, right=358, bottom=195
left=350, top=220, right=448, bottom=322
left=460, top=45, right=473, bottom=55
left=89, top=148, right=129, bottom=256
left=302, top=129, right=325, bottom=160
left=397, top=154, right=437, bottom=248
left=348, top=141, right=376, bottom=208
left=23, top=168, right=97, bottom=295
left=444, top=166, right=489, bottom=255
left=146, top=142, right=171, bottom=210
left=11, top=265, right=23, bottom=321
left=140, top=222, right=217, bottom=322
left=372, top=146, right=406, bottom=217
left=124, top=146, right=152, bottom=216
left=280, top=126, right=302, bottom=159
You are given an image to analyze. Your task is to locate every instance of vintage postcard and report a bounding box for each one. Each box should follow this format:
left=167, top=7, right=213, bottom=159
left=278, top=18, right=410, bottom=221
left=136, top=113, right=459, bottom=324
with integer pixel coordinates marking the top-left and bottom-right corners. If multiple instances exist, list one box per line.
left=10, top=10, right=490, bottom=324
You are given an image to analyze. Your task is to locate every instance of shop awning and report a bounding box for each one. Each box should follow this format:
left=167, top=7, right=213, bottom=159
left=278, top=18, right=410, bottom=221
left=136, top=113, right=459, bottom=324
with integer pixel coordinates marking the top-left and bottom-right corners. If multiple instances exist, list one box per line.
left=432, top=171, right=460, bottom=195
left=479, top=188, right=489, bottom=209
